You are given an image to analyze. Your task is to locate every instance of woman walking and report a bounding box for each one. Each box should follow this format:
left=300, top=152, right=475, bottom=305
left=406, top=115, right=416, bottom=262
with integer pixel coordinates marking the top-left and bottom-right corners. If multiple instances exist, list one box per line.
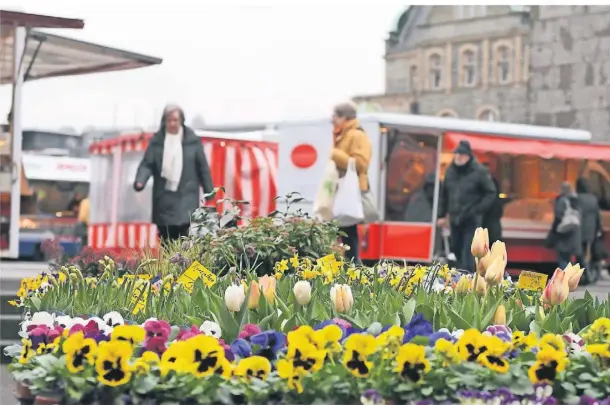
left=134, top=104, right=214, bottom=243
left=330, top=102, right=372, bottom=265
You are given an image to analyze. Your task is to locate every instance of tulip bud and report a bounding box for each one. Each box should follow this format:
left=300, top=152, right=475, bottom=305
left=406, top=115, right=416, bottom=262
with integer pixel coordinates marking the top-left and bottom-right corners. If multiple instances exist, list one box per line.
left=330, top=284, right=353, bottom=313
left=259, top=275, right=276, bottom=305
left=248, top=280, right=261, bottom=309
left=471, top=274, right=488, bottom=296
left=564, top=263, right=584, bottom=292
left=224, top=284, right=246, bottom=312
left=293, top=280, right=312, bottom=305
left=542, top=268, right=570, bottom=305
left=484, top=257, right=505, bottom=286
left=455, top=275, right=471, bottom=294
left=493, top=305, right=506, bottom=325
left=471, top=227, right=489, bottom=259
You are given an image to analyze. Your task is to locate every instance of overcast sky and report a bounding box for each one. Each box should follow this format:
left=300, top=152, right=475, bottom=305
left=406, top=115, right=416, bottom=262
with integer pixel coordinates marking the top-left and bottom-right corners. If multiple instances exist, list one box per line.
left=0, top=0, right=405, bottom=130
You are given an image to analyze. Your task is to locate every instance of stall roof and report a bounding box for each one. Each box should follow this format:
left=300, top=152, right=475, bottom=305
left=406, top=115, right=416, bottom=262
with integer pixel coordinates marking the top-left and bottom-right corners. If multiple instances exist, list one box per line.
left=0, top=29, right=162, bottom=85
left=0, top=10, right=84, bottom=29
left=444, top=132, right=610, bottom=161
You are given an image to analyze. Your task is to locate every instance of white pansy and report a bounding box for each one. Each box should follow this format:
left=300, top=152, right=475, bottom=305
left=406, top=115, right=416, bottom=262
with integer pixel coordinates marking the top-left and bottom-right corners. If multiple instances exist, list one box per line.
left=55, top=315, right=74, bottom=329
left=200, top=321, right=222, bottom=339
left=21, top=311, right=55, bottom=332
left=88, top=316, right=113, bottom=335
left=103, top=311, right=125, bottom=328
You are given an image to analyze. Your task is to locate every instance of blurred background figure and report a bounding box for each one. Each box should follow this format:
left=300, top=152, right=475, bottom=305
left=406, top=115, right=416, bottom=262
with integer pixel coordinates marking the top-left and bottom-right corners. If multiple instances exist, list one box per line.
left=76, top=195, right=90, bottom=246
left=330, top=102, right=372, bottom=265
left=134, top=104, right=214, bottom=243
left=66, top=192, right=83, bottom=217
left=482, top=162, right=510, bottom=245
left=548, top=182, right=582, bottom=270
left=576, top=177, right=602, bottom=283
left=437, top=140, right=496, bottom=272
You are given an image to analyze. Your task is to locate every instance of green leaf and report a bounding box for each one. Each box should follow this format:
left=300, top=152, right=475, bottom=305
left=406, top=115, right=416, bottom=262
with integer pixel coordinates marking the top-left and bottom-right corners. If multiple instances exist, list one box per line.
left=402, top=299, right=416, bottom=325
left=447, top=308, right=472, bottom=330
left=30, top=296, right=41, bottom=311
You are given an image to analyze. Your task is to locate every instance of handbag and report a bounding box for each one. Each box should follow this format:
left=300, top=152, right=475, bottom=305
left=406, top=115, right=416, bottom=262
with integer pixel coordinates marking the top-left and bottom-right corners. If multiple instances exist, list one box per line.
left=361, top=190, right=380, bottom=223
left=313, top=160, right=339, bottom=221
left=332, top=158, right=364, bottom=227
left=557, top=198, right=581, bottom=234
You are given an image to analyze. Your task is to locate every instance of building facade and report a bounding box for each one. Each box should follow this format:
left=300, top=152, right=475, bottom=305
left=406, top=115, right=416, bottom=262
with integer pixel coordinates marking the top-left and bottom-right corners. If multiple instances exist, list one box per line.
left=354, top=6, right=610, bottom=142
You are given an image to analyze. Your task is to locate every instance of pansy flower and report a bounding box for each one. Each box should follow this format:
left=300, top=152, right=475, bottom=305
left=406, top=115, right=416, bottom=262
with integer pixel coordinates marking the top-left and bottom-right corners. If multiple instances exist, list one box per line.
left=131, top=351, right=160, bottom=374
left=277, top=358, right=306, bottom=393
left=251, top=330, right=286, bottom=361
left=176, top=325, right=202, bottom=341
left=585, top=343, right=610, bottom=367
left=528, top=346, right=568, bottom=384
left=238, top=324, right=262, bottom=340
left=185, top=335, right=226, bottom=378
left=199, top=321, right=221, bottom=339
left=37, top=337, right=60, bottom=355
left=342, top=333, right=377, bottom=378
left=234, top=355, right=272, bottom=381
left=377, top=325, right=405, bottom=359
left=539, top=333, right=566, bottom=353
left=314, top=324, right=343, bottom=353
left=95, top=340, right=133, bottom=387
left=512, top=331, right=538, bottom=352
left=394, top=343, right=430, bottom=383
left=103, top=312, right=125, bottom=328
left=160, top=340, right=191, bottom=376
left=111, top=325, right=146, bottom=347
left=403, top=314, right=433, bottom=343
left=285, top=333, right=326, bottom=373
left=63, top=331, right=97, bottom=373
left=456, top=329, right=489, bottom=362
left=231, top=338, right=252, bottom=359
left=19, top=338, right=34, bottom=364
left=434, top=338, right=460, bottom=366
left=477, top=336, right=511, bottom=373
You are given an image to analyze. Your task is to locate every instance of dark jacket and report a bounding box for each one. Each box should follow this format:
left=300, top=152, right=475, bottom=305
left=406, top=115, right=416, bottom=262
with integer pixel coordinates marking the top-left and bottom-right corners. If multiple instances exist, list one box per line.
left=483, top=177, right=506, bottom=244
left=134, top=126, right=214, bottom=227
left=550, top=194, right=583, bottom=256
left=404, top=172, right=435, bottom=222
left=438, top=158, right=496, bottom=227
left=577, top=192, right=602, bottom=243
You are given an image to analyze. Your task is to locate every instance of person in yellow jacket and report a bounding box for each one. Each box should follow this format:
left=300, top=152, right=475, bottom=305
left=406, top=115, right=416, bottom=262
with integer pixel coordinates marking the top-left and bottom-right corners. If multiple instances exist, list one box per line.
left=76, top=197, right=90, bottom=246
left=330, top=102, right=372, bottom=264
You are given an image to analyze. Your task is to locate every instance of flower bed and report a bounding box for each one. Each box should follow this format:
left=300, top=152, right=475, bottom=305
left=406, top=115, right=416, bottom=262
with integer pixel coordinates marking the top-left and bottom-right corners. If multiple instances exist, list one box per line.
left=5, top=221, right=610, bottom=403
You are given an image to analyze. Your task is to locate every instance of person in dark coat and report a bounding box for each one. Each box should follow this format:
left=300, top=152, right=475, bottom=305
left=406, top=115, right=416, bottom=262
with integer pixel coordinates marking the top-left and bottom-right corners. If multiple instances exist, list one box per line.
left=437, top=140, right=496, bottom=272
left=549, top=182, right=583, bottom=270
left=481, top=164, right=510, bottom=245
left=575, top=177, right=602, bottom=267
left=404, top=172, right=436, bottom=223
left=134, top=104, right=214, bottom=243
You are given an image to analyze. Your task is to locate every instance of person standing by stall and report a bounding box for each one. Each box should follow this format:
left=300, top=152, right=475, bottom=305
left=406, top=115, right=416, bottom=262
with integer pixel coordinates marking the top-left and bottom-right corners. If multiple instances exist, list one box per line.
left=548, top=182, right=582, bottom=270
left=437, top=140, right=496, bottom=272
left=134, top=104, right=214, bottom=243
left=330, top=102, right=372, bottom=265
left=575, top=177, right=602, bottom=283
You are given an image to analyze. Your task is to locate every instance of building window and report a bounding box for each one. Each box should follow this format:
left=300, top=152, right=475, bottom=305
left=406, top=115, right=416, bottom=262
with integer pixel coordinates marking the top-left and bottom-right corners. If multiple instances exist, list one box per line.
left=409, top=65, right=419, bottom=93
left=428, top=54, right=443, bottom=90
left=477, top=106, right=500, bottom=122
left=437, top=109, right=458, bottom=118
left=459, top=48, right=478, bottom=87
left=495, top=45, right=513, bottom=84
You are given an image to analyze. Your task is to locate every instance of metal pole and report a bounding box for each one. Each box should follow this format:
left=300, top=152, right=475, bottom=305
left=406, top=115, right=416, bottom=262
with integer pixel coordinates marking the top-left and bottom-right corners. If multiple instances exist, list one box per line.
left=7, top=26, right=26, bottom=258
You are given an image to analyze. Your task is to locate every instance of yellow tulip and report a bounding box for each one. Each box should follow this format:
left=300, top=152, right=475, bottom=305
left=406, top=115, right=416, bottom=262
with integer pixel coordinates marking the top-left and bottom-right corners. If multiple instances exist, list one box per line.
left=542, top=268, right=569, bottom=305
left=477, top=241, right=507, bottom=276
left=248, top=280, right=261, bottom=309
left=259, top=275, right=276, bottom=305
left=471, top=227, right=489, bottom=259
left=564, top=263, right=584, bottom=292
left=455, top=275, right=471, bottom=294
left=330, top=284, right=353, bottom=313
left=493, top=305, right=506, bottom=325
left=484, top=257, right=505, bottom=286
left=471, top=274, right=488, bottom=296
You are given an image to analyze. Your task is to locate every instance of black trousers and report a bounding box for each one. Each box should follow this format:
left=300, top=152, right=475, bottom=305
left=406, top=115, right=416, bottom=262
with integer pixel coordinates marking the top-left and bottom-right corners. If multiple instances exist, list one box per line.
left=158, top=224, right=190, bottom=244
left=450, top=220, right=479, bottom=272
left=339, top=224, right=361, bottom=265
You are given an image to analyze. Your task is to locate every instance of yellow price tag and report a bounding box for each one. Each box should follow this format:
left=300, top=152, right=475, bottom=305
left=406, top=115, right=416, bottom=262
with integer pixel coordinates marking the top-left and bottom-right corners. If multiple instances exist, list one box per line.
left=177, top=261, right=217, bottom=293
left=130, top=280, right=150, bottom=315
left=517, top=271, right=548, bottom=292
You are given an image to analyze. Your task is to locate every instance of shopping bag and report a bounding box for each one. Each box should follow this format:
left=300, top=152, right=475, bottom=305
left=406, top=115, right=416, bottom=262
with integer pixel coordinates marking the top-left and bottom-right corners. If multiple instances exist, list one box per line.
left=332, top=159, right=364, bottom=226
left=361, top=190, right=380, bottom=223
left=313, top=160, right=339, bottom=221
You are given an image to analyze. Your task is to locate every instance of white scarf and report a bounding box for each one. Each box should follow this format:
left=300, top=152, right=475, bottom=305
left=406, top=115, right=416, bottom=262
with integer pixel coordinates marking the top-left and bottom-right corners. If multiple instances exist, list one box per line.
left=161, top=128, right=183, bottom=191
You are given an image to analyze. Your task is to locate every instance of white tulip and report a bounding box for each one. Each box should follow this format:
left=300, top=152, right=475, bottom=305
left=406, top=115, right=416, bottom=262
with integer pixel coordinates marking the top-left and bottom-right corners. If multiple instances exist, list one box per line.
left=103, top=311, right=125, bottom=328
left=330, top=284, right=353, bottom=313
left=293, top=281, right=312, bottom=305
left=200, top=320, right=222, bottom=338
left=224, top=284, right=246, bottom=312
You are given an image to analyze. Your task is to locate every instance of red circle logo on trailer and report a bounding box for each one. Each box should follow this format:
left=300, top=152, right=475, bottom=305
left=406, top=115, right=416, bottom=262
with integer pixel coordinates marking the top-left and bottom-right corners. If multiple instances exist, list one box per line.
left=291, top=144, right=317, bottom=168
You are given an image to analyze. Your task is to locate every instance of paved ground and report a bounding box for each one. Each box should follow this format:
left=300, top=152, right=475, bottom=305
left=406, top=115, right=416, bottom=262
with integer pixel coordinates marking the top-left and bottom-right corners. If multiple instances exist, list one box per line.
left=0, top=262, right=608, bottom=404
